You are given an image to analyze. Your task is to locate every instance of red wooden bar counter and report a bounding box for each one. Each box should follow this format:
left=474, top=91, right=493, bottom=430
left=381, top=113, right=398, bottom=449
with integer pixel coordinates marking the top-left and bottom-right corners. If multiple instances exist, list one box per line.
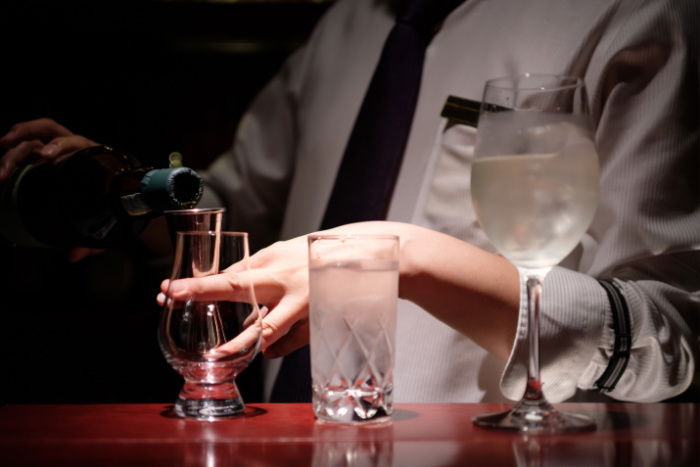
left=1, top=402, right=698, bottom=466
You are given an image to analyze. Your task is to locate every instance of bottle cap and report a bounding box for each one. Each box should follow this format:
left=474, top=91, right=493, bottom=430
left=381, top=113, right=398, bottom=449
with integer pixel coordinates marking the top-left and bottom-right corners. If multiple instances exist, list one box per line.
left=140, top=166, right=204, bottom=211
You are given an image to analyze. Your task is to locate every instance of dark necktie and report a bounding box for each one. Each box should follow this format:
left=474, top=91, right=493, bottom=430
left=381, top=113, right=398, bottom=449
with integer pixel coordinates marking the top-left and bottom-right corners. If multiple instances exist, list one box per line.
left=270, top=0, right=466, bottom=403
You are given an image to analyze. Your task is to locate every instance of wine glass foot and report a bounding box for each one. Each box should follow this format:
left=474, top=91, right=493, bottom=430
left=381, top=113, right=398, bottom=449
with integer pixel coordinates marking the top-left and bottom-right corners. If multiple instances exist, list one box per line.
left=174, top=396, right=245, bottom=420
left=473, top=400, right=595, bottom=433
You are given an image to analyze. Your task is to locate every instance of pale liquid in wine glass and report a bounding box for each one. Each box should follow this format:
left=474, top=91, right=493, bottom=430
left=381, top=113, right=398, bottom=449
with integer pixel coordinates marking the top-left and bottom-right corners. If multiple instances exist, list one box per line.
left=472, top=119, right=599, bottom=269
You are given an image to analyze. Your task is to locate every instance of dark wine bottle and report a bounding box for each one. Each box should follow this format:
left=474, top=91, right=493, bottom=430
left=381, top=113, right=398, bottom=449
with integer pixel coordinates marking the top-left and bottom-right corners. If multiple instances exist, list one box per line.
left=0, top=145, right=203, bottom=248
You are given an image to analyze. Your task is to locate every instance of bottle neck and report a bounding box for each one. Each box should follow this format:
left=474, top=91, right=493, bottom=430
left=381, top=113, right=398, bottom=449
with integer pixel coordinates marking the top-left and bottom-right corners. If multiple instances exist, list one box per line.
left=0, top=145, right=203, bottom=248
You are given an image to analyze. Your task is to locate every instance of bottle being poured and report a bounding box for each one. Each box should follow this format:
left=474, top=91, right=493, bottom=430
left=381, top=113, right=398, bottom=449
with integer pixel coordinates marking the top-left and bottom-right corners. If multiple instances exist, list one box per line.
left=0, top=145, right=203, bottom=248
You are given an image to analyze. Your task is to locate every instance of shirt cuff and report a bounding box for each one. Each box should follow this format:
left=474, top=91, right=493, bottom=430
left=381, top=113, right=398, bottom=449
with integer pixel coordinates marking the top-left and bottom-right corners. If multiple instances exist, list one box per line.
left=500, top=267, right=610, bottom=402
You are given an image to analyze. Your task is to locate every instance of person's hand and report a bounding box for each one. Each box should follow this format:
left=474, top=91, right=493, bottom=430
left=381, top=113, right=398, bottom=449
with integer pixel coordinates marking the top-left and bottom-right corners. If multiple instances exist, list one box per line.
left=0, top=118, right=97, bottom=182
left=158, top=234, right=310, bottom=359
left=157, top=222, right=414, bottom=359
left=1, top=118, right=103, bottom=262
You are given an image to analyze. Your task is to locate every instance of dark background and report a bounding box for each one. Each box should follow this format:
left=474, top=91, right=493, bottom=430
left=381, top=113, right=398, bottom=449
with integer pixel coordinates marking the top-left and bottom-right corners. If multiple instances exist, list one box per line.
left=0, top=0, right=331, bottom=404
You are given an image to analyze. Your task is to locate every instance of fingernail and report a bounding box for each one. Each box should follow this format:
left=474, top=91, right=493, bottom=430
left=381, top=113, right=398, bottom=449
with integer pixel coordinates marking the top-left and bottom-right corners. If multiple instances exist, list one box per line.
left=41, top=143, right=58, bottom=157
left=0, top=130, right=17, bottom=144
left=167, top=281, right=189, bottom=298
left=262, top=327, right=273, bottom=338
left=157, top=293, right=166, bottom=305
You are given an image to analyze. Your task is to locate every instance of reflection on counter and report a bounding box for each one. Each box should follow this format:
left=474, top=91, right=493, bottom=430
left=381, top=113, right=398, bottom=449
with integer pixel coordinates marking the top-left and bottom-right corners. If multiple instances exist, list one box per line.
left=312, top=420, right=394, bottom=467
left=512, top=404, right=699, bottom=467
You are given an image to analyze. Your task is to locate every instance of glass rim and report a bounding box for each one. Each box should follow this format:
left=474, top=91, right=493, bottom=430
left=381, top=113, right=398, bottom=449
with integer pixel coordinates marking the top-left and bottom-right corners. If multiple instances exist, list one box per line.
left=163, top=207, right=226, bottom=215
left=175, top=230, right=247, bottom=238
left=485, top=73, right=584, bottom=92
left=308, top=233, right=399, bottom=241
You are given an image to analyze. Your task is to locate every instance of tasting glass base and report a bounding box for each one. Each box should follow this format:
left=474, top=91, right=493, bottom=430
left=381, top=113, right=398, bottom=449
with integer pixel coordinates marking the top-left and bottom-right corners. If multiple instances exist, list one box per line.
left=173, top=382, right=245, bottom=421
left=174, top=396, right=245, bottom=421
left=473, top=400, right=595, bottom=433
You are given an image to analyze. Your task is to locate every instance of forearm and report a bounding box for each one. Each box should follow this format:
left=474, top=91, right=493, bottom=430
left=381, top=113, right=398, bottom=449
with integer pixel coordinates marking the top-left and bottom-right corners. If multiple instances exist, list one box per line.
left=326, top=221, right=521, bottom=360
left=398, top=224, right=520, bottom=361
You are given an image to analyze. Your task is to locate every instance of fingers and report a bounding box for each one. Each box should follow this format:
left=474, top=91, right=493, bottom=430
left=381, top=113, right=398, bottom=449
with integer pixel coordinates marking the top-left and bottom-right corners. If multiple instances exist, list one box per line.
left=204, top=323, right=262, bottom=360
left=155, top=235, right=312, bottom=360
left=0, top=139, right=43, bottom=181
left=0, top=134, right=97, bottom=183
left=0, top=118, right=72, bottom=148
left=157, top=268, right=309, bottom=354
left=243, top=305, right=268, bottom=329
left=260, top=296, right=309, bottom=350
left=41, top=135, right=97, bottom=163
left=164, top=272, right=254, bottom=303
left=165, top=268, right=298, bottom=307
left=263, top=320, right=310, bottom=358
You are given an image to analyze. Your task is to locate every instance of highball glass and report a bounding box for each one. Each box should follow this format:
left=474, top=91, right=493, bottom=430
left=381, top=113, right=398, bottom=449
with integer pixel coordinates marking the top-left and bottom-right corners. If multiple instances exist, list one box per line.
left=308, top=234, right=399, bottom=424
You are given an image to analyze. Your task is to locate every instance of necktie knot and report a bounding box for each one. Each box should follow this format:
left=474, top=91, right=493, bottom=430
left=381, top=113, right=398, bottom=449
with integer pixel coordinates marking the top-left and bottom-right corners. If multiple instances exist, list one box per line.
left=398, top=0, right=465, bottom=39
left=319, top=0, right=466, bottom=230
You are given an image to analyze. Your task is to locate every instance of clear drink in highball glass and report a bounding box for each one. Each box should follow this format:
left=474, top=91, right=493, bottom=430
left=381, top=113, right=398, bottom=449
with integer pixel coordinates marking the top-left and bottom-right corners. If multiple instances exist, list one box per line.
left=470, top=73, right=599, bottom=432
left=308, top=234, right=399, bottom=424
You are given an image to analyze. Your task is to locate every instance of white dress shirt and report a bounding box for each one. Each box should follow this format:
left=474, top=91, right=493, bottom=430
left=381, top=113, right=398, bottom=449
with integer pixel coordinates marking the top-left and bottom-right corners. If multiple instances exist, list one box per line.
left=202, top=0, right=700, bottom=403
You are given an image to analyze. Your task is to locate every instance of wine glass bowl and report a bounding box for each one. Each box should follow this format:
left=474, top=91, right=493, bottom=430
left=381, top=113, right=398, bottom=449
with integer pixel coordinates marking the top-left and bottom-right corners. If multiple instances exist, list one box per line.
left=470, top=73, right=599, bottom=432
left=159, top=231, right=262, bottom=420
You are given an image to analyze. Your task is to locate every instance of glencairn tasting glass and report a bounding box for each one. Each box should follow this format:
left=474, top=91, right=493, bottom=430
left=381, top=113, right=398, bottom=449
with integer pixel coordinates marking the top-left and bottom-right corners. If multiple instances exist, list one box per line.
left=470, top=74, right=599, bottom=432
left=159, top=231, right=262, bottom=420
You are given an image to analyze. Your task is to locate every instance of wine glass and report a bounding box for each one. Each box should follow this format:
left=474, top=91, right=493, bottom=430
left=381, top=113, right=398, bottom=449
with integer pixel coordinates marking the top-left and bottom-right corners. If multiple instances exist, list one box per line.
left=470, top=73, right=599, bottom=432
left=159, top=231, right=262, bottom=420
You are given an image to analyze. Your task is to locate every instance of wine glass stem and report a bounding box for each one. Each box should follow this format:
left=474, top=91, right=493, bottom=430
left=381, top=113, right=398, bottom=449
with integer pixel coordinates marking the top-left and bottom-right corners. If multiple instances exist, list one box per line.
left=523, top=271, right=548, bottom=402
left=472, top=267, right=596, bottom=432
